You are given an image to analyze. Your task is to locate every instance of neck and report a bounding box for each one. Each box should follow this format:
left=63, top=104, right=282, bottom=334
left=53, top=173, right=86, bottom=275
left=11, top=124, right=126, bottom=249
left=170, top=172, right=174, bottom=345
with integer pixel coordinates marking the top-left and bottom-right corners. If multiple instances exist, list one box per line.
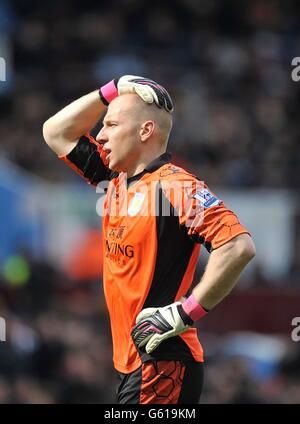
left=125, top=149, right=166, bottom=178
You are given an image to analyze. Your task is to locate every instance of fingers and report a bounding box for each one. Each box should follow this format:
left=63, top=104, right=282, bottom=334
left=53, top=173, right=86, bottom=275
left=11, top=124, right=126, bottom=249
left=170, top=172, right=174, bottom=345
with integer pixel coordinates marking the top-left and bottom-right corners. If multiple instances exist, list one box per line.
left=132, top=308, right=161, bottom=350
left=115, top=75, right=174, bottom=112
left=132, top=319, right=158, bottom=349
left=135, top=307, right=158, bottom=324
left=117, top=76, right=161, bottom=107
left=136, top=333, right=153, bottom=348
left=135, top=85, right=158, bottom=105
left=117, top=75, right=140, bottom=95
left=145, top=333, right=167, bottom=354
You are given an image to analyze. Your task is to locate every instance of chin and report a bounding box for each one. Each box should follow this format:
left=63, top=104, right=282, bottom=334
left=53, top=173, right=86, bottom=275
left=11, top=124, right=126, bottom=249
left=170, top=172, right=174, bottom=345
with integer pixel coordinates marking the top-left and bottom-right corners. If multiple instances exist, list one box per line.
left=108, top=160, right=121, bottom=172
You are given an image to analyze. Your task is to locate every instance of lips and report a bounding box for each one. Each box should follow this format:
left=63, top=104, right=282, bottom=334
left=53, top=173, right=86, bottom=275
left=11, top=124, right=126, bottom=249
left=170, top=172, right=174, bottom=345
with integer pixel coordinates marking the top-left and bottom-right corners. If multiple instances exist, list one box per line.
left=104, top=148, right=111, bottom=161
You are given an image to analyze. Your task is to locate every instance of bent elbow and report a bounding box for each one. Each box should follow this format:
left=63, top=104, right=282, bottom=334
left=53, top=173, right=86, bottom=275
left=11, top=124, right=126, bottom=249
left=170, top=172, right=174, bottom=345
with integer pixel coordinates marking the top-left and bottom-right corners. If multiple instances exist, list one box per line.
left=43, top=118, right=57, bottom=147
left=239, top=235, right=256, bottom=263
left=244, top=243, right=256, bottom=263
left=230, top=234, right=256, bottom=264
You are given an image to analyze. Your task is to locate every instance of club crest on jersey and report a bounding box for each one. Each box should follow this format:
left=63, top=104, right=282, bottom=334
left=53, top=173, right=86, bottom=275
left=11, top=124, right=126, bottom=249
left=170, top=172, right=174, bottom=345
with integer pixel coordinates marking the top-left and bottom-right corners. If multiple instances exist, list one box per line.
left=193, top=188, right=220, bottom=208
left=128, top=192, right=145, bottom=216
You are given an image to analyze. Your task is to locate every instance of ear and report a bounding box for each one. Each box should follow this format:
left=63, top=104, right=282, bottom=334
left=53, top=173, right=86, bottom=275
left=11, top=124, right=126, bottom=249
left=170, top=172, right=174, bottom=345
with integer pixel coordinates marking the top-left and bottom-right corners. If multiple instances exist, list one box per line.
left=140, top=120, right=155, bottom=142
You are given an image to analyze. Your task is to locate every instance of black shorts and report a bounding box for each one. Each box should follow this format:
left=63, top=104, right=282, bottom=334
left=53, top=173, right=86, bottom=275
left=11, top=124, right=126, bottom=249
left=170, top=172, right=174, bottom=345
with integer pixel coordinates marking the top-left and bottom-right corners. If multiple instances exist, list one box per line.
left=116, top=360, right=204, bottom=404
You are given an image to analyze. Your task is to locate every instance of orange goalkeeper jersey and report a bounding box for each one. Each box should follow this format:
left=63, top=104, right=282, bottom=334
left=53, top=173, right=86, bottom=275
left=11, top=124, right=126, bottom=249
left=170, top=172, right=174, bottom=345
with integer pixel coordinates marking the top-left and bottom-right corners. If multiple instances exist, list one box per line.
left=60, top=134, right=249, bottom=373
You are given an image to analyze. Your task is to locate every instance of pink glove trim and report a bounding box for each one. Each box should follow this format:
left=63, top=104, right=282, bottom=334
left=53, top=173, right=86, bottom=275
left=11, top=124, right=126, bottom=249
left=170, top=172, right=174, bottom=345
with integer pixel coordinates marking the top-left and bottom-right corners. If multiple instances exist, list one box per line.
left=182, top=294, right=207, bottom=322
left=100, top=80, right=118, bottom=104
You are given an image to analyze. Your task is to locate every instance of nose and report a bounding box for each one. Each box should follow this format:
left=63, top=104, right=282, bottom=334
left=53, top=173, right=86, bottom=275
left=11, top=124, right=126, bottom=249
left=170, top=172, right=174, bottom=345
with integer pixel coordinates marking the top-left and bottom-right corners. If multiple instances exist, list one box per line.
left=96, top=127, right=111, bottom=153
left=96, top=126, right=108, bottom=144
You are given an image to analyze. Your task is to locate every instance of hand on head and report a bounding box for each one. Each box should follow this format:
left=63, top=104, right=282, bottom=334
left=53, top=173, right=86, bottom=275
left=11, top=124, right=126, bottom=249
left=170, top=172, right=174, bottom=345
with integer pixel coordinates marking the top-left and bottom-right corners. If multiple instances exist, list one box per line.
left=99, top=75, right=174, bottom=114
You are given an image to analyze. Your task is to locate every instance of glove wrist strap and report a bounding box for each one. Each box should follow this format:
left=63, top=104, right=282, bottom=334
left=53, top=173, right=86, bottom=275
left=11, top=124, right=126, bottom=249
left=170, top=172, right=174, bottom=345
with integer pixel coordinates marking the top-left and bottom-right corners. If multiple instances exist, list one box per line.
left=99, top=79, right=118, bottom=105
left=177, top=304, right=193, bottom=326
left=182, top=294, right=208, bottom=322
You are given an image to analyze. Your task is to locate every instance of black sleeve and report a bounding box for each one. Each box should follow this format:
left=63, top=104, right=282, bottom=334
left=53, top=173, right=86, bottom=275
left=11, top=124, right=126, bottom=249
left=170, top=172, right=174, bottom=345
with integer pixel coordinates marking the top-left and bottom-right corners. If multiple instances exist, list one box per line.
left=60, top=134, right=117, bottom=185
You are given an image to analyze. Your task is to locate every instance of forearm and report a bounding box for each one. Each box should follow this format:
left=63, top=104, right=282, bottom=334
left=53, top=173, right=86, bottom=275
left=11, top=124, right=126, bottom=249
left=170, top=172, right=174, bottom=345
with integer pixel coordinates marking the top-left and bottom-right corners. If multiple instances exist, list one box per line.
left=43, top=90, right=106, bottom=156
left=192, top=233, right=255, bottom=310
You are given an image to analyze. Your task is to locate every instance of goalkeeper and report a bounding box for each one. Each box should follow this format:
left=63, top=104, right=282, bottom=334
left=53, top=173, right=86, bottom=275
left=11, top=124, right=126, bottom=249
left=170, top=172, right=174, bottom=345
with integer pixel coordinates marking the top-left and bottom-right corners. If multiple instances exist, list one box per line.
left=43, top=75, right=255, bottom=404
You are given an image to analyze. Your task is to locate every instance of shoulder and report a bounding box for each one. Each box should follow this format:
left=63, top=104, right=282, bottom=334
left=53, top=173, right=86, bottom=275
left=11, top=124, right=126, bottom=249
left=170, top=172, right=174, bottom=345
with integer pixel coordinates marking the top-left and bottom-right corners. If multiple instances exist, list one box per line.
left=156, top=163, right=199, bottom=180
left=154, top=162, right=200, bottom=184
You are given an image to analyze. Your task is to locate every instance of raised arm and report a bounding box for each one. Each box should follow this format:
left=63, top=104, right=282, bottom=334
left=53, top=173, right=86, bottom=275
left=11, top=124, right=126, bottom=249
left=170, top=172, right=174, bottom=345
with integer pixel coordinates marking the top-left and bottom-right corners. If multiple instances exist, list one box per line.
left=43, top=75, right=172, bottom=157
left=43, top=75, right=174, bottom=184
left=43, top=90, right=106, bottom=157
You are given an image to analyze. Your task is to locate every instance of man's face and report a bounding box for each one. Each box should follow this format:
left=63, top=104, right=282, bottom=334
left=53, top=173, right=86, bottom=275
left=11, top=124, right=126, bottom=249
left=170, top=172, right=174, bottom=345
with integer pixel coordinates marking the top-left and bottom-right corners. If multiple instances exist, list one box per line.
left=96, top=94, right=142, bottom=173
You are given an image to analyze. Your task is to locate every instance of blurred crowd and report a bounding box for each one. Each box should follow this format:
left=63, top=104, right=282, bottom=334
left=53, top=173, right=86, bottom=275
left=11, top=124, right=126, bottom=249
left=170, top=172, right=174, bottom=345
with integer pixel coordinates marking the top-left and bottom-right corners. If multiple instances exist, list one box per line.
left=0, top=254, right=115, bottom=403
left=0, top=0, right=300, bottom=187
left=1, top=0, right=300, bottom=404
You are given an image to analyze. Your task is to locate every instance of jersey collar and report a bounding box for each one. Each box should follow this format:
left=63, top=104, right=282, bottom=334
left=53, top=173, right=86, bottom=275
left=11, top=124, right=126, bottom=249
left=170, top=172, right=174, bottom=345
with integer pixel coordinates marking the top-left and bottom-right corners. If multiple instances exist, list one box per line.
left=127, top=152, right=171, bottom=185
left=144, top=152, right=171, bottom=173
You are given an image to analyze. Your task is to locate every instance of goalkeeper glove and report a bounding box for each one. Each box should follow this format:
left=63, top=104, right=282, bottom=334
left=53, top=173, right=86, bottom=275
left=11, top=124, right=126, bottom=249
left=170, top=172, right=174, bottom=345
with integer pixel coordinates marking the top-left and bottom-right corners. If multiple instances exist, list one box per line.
left=131, top=294, right=207, bottom=354
left=99, top=75, right=174, bottom=113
